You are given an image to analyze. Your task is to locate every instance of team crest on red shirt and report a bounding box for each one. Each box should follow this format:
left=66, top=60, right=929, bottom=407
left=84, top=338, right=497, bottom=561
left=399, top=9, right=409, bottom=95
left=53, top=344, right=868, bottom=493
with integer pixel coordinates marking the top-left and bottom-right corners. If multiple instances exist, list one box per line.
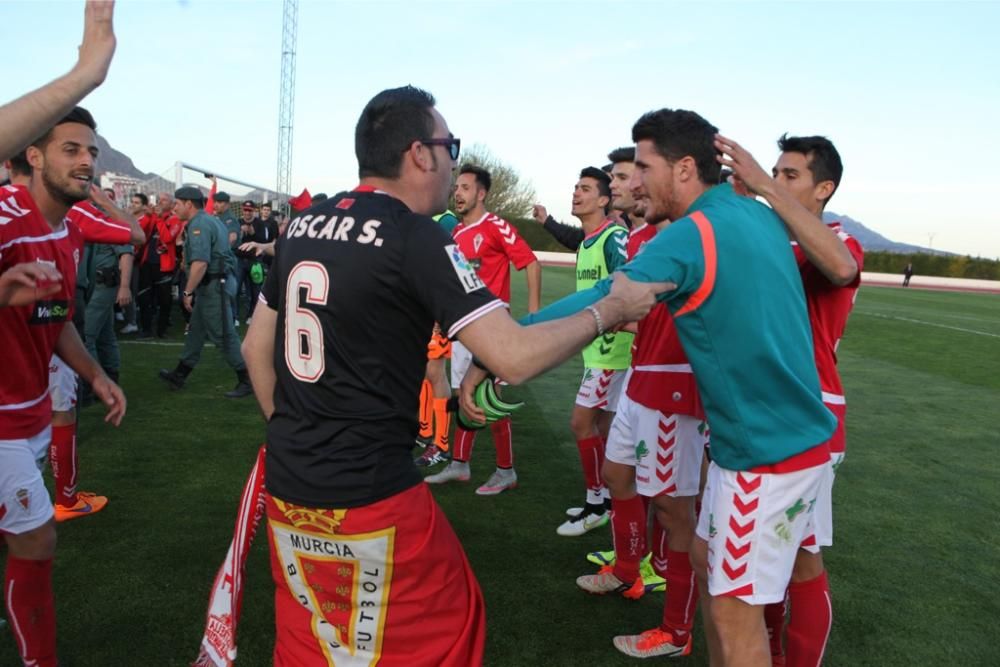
left=473, top=233, right=484, bottom=253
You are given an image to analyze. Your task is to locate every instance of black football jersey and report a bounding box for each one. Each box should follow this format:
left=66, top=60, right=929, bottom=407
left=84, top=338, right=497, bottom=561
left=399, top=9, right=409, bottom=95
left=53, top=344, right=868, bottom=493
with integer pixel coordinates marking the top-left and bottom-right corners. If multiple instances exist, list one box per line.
left=260, top=187, right=504, bottom=507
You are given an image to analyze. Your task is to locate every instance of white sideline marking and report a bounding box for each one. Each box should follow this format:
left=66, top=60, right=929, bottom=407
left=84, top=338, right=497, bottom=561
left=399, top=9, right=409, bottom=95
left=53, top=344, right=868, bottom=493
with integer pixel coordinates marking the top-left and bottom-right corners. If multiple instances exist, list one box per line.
left=862, top=305, right=1000, bottom=325
left=861, top=311, right=1000, bottom=339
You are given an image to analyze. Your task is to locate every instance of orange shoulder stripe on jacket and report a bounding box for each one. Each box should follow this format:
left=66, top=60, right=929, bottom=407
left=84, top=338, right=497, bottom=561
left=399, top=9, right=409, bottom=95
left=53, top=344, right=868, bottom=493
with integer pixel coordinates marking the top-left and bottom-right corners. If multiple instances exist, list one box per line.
left=674, top=210, right=717, bottom=317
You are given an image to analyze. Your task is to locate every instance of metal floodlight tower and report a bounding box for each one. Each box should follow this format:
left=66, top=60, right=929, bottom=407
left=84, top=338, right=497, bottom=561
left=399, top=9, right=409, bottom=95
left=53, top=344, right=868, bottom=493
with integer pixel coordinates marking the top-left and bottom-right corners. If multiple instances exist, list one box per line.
left=275, top=0, right=298, bottom=212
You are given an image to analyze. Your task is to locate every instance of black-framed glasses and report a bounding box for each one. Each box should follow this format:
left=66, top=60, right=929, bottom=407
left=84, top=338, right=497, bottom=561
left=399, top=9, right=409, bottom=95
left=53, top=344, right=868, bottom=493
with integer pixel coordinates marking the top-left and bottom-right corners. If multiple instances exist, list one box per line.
left=422, top=137, right=461, bottom=160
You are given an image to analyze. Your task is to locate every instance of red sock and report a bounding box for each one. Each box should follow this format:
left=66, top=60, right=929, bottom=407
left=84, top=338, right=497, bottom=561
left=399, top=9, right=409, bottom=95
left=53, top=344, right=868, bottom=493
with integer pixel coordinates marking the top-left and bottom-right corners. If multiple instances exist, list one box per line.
left=650, top=518, right=668, bottom=578
left=5, top=556, right=58, bottom=667
left=661, top=548, right=697, bottom=640
left=490, top=417, right=513, bottom=468
left=454, top=426, right=476, bottom=462
left=610, top=495, right=646, bottom=583
left=50, top=423, right=78, bottom=507
left=765, top=596, right=787, bottom=658
left=432, top=397, right=450, bottom=452
left=575, top=435, right=604, bottom=493
left=786, top=572, right=832, bottom=667
left=418, top=380, right=433, bottom=438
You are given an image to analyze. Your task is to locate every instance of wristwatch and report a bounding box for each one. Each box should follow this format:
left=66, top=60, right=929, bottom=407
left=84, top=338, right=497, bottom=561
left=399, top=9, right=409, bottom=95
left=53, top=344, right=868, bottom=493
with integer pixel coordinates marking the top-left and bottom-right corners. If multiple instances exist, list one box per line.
left=182, top=290, right=194, bottom=298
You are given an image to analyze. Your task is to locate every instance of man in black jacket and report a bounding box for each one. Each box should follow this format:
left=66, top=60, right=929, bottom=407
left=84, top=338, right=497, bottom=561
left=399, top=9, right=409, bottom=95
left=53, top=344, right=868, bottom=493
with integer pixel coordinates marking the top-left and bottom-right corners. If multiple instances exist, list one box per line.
left=234, top=201, right=266, bottom=324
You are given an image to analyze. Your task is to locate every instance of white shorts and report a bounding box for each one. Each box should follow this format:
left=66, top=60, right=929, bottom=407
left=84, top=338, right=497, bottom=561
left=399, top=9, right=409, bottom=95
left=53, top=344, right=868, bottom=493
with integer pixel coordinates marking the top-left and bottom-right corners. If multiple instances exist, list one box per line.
left=48, top=355, right=77, bottom=413
left=450, top=340, right=472, bottom=389
left=605, top=395, right=707, bottom=497
left=696, top=460, right=825, bottom=605
left=801, top=452, right=844, bottom=552
left=575, top=368, right=626, bottom=412
left=0, top=427, right=55, bottom=535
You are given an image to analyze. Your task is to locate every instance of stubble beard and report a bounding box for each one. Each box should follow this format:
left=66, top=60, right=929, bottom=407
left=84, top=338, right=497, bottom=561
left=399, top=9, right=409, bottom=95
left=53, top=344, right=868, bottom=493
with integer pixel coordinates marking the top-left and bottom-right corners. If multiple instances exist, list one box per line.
left=42, top=167, right=88, bottom=208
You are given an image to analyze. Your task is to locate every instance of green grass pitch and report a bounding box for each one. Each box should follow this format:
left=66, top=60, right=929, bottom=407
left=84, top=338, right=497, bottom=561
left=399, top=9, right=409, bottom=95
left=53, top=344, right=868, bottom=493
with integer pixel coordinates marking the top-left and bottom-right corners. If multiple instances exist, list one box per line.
left=2, top=268, right=997, bottom=665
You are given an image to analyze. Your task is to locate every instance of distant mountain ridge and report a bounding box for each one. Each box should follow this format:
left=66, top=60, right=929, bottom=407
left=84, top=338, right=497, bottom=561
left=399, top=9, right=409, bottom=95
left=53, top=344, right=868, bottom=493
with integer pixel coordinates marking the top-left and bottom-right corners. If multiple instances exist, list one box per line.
left=824, top=212, right=952, bottom=256
left=96, top=134, right=153, bottom=180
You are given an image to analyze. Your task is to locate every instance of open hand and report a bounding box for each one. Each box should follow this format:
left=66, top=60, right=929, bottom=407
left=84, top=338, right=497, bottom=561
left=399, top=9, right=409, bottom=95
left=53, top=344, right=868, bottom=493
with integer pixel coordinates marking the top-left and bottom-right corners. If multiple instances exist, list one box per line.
left=76, top=1, right=116, bottom=88
left=714, top=134, right=772, bottom=196
left=92, top=372, right=126, bottom=426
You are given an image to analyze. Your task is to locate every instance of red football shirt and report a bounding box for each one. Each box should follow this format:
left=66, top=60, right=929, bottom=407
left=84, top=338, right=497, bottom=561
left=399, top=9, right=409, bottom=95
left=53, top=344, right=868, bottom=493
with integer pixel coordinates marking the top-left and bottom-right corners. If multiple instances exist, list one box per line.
left=0, top=185, right=83, bottom=438
left=793, top=221, right=864, bottom=453
left=452, top=212, right=536, bottom=304
left=624, top=223, right=703, bottom=418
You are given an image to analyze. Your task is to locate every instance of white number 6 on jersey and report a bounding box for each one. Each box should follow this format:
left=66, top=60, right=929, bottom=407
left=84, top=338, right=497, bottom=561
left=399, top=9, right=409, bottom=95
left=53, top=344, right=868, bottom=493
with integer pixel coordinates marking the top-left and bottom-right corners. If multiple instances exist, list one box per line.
left=285, top=261, right=329, bottom=382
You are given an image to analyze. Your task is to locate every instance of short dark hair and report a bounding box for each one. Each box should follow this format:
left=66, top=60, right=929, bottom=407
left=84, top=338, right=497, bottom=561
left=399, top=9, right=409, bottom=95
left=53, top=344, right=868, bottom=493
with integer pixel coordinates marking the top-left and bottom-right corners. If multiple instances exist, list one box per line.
left=719, top=168, right=733, bottom=184
left=312, top=193, right=328, bottom=203
left=631, top=108, right=721, bottom=186
left=579, top=166, right=612, bottom=200
left=132, top=192, right=148, bottom=206
left=355, top=86, right=437, bottom=179
left=8, top=151, right=31, bottom=177
left=459, top=164, right=491, bottom=192
left=607, top=146, right=634, bottom=164
left=777, top=133, right=843, bottom=202
left=33, top=106, right=97, bottom=150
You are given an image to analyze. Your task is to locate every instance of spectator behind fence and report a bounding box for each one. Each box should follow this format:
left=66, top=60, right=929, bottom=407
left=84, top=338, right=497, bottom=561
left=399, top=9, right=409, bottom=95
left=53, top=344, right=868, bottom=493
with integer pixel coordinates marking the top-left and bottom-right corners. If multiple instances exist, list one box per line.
left=137, top=192, right=181, bottom=338
left=234, top=201, right=265, bottom=323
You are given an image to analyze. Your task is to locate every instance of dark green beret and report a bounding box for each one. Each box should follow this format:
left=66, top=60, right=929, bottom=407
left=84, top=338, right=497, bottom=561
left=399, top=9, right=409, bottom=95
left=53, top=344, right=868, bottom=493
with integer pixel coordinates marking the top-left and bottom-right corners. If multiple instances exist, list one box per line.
left=175, top=186, right=205, bottom=202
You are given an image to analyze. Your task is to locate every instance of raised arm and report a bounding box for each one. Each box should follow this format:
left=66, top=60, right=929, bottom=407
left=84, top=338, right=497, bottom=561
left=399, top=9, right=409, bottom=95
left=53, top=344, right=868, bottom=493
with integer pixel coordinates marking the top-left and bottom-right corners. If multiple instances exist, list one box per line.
left=716, top=134, right=857, bottom=286
left=89, top=185, right=145, bottom=245
left=0, top=0, right=116, bottom=161
left=532, top=204, right=584, bottom=251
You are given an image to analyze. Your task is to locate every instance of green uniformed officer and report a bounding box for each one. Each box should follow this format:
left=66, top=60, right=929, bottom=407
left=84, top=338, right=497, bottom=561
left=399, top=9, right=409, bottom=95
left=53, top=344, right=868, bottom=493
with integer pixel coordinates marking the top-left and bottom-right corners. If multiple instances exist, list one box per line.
left=158, top=186, right=252, bottom=398
left=83, top=240, right=134, bottom=383
left=211, top=188, right=242, bottom=325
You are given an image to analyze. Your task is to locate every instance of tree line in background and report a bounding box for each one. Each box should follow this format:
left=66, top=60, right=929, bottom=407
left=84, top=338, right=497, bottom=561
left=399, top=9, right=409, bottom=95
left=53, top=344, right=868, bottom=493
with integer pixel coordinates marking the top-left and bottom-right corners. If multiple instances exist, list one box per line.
left=863, top=251, right=1000, bottom=280
left=457, top=144, right=574, bottom=253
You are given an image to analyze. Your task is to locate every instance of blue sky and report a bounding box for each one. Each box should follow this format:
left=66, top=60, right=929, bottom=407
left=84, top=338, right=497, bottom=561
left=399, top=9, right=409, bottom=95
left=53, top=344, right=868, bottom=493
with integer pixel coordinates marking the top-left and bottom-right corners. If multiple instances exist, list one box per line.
left=5, top=0, right=999, bottom=258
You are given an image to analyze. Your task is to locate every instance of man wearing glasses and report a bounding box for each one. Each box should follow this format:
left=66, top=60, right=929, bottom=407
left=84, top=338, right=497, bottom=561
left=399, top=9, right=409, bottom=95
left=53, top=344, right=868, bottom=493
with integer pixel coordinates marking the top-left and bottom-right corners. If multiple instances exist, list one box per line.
left=424, top=164, right=541, bottom=495
left=240, top=85, right=665, bottom=665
